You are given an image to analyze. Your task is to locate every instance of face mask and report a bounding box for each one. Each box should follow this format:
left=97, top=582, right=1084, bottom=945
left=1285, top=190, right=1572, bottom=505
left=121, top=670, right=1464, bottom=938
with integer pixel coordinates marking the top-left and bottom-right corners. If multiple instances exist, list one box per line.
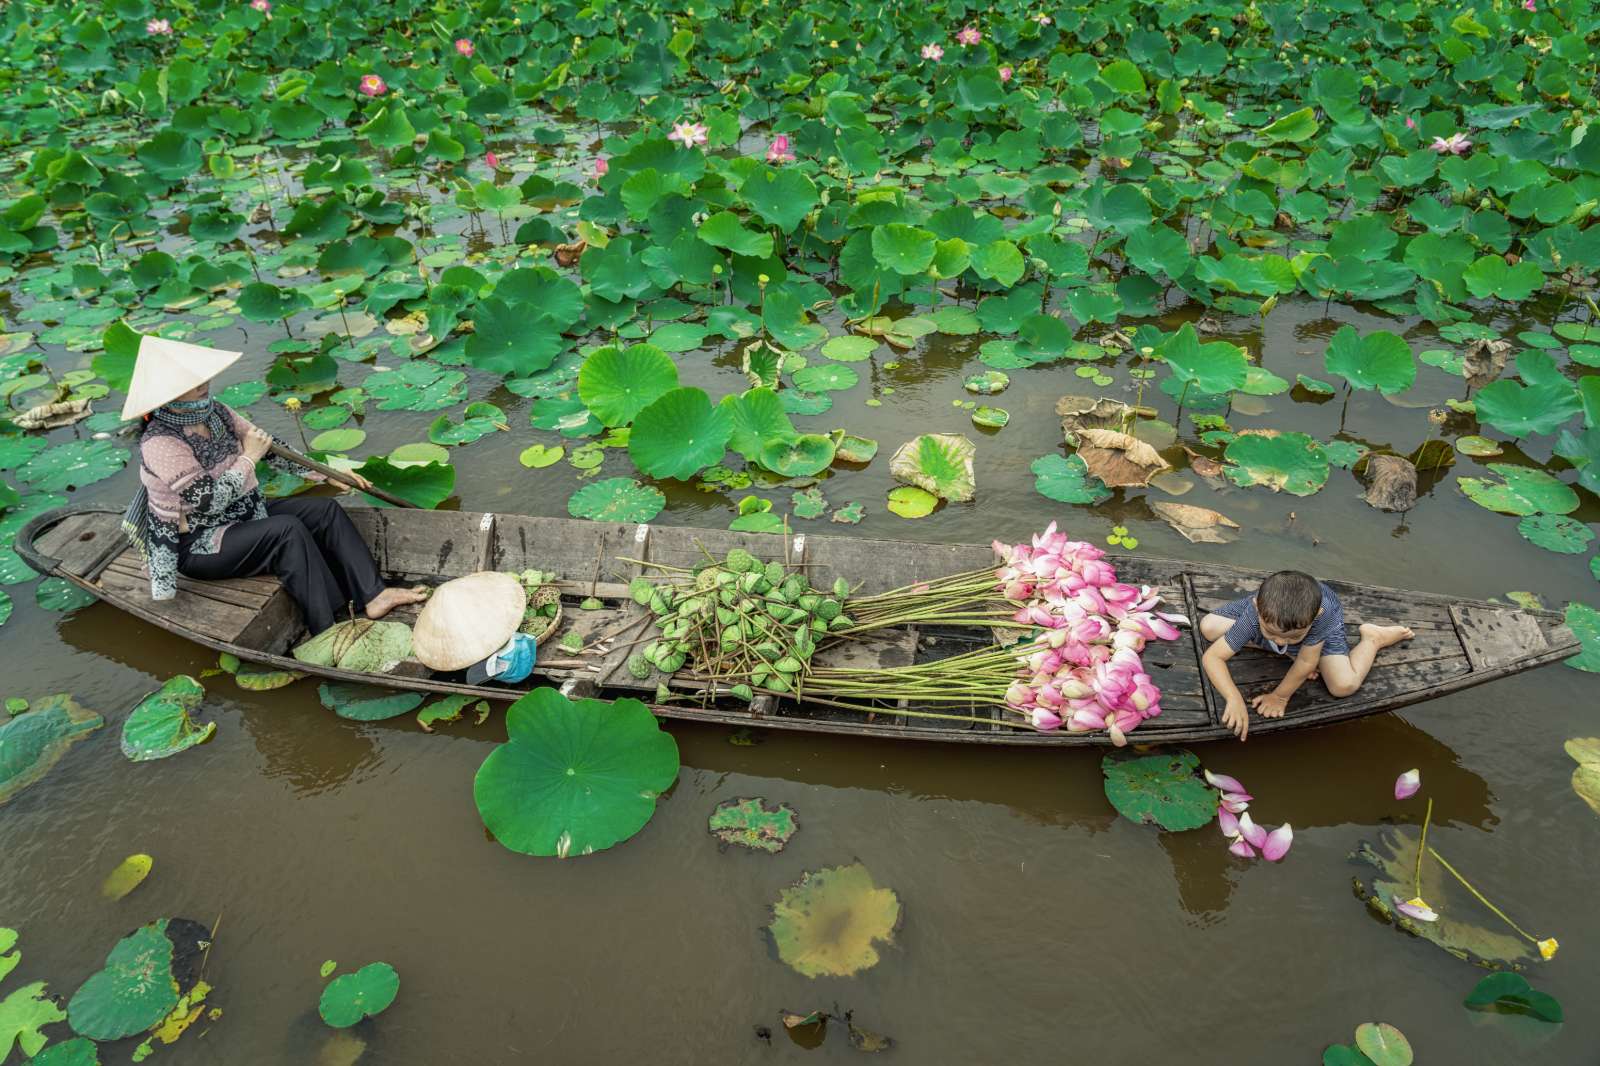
left=165, top=396, right=212, bottom=412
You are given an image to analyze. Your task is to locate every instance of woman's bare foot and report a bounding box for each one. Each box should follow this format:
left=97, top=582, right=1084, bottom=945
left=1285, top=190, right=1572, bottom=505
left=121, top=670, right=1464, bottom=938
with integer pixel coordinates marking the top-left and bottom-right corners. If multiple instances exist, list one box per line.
left=1360, top=622, right=1414, bottom=649
left=365, top=585, right=429, bottom=620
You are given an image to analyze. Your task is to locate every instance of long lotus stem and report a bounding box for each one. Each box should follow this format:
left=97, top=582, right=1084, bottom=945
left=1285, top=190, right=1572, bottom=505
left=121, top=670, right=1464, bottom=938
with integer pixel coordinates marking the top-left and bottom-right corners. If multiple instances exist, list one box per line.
left=1413, top=796, right=1432, bottom=900
left=1427, top=845, right=1543, bottom=946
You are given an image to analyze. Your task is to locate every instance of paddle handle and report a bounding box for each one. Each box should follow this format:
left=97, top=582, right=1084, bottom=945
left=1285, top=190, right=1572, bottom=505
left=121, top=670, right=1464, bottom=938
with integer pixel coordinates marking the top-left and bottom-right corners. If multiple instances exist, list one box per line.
left=268, top=442, right=418, bottom=509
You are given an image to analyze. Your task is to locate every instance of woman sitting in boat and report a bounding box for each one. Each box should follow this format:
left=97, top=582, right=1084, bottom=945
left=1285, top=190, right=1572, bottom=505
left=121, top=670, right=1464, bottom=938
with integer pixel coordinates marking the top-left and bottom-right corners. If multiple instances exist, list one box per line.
left=120, top=337, right=426, bottom=634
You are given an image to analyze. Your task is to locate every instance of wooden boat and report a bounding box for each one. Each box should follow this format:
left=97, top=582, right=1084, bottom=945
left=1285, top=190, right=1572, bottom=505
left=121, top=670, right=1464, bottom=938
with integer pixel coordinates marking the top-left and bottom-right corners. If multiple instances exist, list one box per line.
left=16, top=503, right=1580, bottom=746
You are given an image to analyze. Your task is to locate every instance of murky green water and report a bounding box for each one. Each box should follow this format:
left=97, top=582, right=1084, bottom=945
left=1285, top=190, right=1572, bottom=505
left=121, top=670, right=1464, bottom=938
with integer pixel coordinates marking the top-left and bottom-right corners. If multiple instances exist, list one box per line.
left=4, top=280, right=1598, bottom=1063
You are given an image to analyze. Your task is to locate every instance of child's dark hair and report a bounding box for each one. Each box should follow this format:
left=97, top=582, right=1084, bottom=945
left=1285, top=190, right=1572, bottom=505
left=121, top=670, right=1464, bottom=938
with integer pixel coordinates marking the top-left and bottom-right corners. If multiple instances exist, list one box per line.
left=1258, top=571, right=1320, bottom=630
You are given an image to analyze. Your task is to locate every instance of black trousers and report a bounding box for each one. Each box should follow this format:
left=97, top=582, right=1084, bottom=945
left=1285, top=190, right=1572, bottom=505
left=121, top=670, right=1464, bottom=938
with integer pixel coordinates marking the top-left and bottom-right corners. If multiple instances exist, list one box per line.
left=179, top=497, right=385, bottom=635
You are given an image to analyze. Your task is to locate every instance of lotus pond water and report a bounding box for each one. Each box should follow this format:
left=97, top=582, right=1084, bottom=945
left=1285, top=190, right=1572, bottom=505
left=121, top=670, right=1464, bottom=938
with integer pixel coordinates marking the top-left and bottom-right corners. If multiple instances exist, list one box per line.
left=2, top=0, right=1600, bottom=1060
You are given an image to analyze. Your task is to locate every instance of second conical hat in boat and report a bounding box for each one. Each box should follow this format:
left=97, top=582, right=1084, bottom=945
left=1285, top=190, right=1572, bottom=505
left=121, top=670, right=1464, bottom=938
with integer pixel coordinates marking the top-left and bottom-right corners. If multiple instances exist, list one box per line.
left=411, top=572, right=528, bottom=672
left=120, top=336, right=244, bottom=420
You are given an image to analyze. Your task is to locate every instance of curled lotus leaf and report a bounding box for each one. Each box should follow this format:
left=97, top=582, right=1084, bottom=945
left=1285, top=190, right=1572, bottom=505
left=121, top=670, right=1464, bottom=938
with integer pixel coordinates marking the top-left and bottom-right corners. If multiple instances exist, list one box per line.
left=888, top=433, right=976, bottom=502
left=1565, top=738, right=1600, bottom=817
left=709, top=797, right=800, bottom=853
left=1073, top=428, right=1171, bottom=488
left=1100, top=749, right=1216, bottom=831
left=1150, top=501, right=1240, bottom=544
left=319, top=962, right=400, bottom=1028
left=1224, top=432, right=1330, bottom=496
left=473, top=688, right=680, bottom=857
left=317, top=683, right=424, bottom=722
left=121, top=676, right=215, bottom=761
left=768, top=864, right=901, bottom=978
left=761, top=434, right=836, bottom=477
left=0, top=693, right=104, bottom=806
left=101, top=853, right=154, bottom=901
left=293, top=619, right=413, bottom=673
left=68, top=919, right=208, bottom=1041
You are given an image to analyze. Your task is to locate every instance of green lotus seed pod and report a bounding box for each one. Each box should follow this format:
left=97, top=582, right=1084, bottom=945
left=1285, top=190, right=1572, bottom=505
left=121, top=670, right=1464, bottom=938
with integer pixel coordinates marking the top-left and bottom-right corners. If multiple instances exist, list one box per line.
left=730, top=684, right=754, bottom=702
left=815, top=598, right=841, bottom=620
left=630, top=577, right=654, bottom=605
left=798, top=593, right=821, bottom=611
left=766, top=675, right=791, bottom=693
left=726, top=547, right=757, bottom=572
left=764, top=561, right=785, bottom=585
left=829, top=614, right=854, bottom=630
left=775, top=656, right=803, bottom=673
left=832, top=577, right=850, bottom=598
left=627, top=653, right=652, bottom=679
left=722, top=625, right=744, bottom=644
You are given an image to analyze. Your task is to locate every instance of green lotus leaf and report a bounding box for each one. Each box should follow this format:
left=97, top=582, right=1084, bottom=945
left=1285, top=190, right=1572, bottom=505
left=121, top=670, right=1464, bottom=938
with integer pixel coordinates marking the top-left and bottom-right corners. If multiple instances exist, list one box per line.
left=768, top=864, right=900, bottom=978
left=1458, top=464, right=1578, bottom=516
left=1031, top=453, right=1113, bottom=505
left=1474, top=351, right=1581, bottom=437
left=293, top=619, right=414, bottom=673
left=1353, top=1023, right=1414, bottom=1066
left=1323, top=325, right=1415, bottom=395
left=1567, top=603, right=1600, bottom=672
left=428, top=402, right=508, bottom=446
left=317, top=682, right=423, bottom=722
left=1462, top=971, right=1562, bottom=1023
left=0, top=693, right=103, bottom=806
left=888, top=433, right=976, bottom=502
left=136, top=130, right=202, bottom=181
left=1224, top=432, right=1330, bottom=495
left=1517, top=514, right=1594, bottom=554
left=709, top=797, right=799, bottom=853
left=739, top=166, right=818, bottom=232
left=697, top=211, right=773, bottom=258
left=230, top=661, right=304, bottom=691
left=791, top=364, right=857, bottom=392
left=358, top=104, right=414, bottom=149
left=1101, top=749, right=1216, bottom=831
left=567, top=477, right=666, bottom=523
left=237, top=281, right=312, bottom=322
left=1124, top=225, right=1193, bottom=279
left=1296, top=374, right=1336, bottom=395
left=762, top=288, right=828, bottom=351
left=578, top=344, right=680, bottom=427
left=821, top=335, right=878, bottom=362
left=15, top=440, right=127, bottom=492
left=760, top=433, right=836, bottom=477
left=465, top=298, right=565, bottom=378
left=520, top=444, right=565, bottom=468
left=36, top=577, right=97, bottom=613
left=885, top=485, right=938, bottom=518
left=1258, top=106, right=1319, bottom=142
left=831, top=433, right=878, bottom=464
left=1160, top=324, right=1248, bottom=395
left=1, top=981, right=67, bottom=1060
left=310, top=428, right=366, bottom=452
left=67, top=921, right=182, bottom=1040
left=319, top=962, right=400, bottom=1028
left=29, top=1036, right=99, bottom=1065
left=791, top=487, right=827, bottom=519
left=528, top=395, right=602, bottom=437
left=121, top=676, right=215, bottom=761
left=629, top=387, right=733, bottom=480
left=830, top=501, right=866, bottom=524
left=963, top=370, right=1010, bottom=395
left=1462, top=255, right=1544, bottom=302
left=969, top=239, right=1025, bottom=286
left=473, top=688, right=680, bottom=857
left=0, top=435, right=48, bottom=471
left=352, top=456, right=455, bottom=509
left=871, top=224, right=937, bottom=275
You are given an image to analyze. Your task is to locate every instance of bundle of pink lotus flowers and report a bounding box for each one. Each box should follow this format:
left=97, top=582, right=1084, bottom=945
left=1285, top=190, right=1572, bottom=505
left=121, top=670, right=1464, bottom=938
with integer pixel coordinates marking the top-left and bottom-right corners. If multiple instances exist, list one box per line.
left=994, top=523, right=1187, bottom=743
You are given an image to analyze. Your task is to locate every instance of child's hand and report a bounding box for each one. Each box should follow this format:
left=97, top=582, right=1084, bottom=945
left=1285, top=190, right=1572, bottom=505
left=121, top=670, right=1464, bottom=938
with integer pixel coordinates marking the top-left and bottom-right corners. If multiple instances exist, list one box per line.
left=1251, top=692, right=1289, bottom=719
left=1222, top=698, right=1250, bottom=740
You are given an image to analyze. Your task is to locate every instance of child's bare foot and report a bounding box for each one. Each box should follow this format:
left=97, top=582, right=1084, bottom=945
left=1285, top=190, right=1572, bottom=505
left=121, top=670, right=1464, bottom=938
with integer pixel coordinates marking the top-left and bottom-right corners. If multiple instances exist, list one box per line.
left=1360, top=623, right=1414, bottom=649
left=365, top=585, right=428, bottom=619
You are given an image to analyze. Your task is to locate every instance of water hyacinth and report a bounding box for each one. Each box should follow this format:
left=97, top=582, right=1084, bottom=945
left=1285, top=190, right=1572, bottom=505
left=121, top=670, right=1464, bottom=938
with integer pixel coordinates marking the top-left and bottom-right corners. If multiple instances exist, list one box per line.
left=668, top=121, right=709, bottom=148
left=993, top=522, right=1185, bottom=743
left=766, top=134, right=795, bottom=164
left=358, top=74, right=387, bottom=97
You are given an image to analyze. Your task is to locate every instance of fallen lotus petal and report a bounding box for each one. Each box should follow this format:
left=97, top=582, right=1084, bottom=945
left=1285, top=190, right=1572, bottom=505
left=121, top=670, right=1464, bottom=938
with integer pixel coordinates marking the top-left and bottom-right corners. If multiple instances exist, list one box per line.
left=1262, top=823, right=1293, bottom=861
left=1393, top=895, right=1439, bottom=922
left=1238, top=812, right=1269, bottom=849
left=1394, top=768, right=1421, bottom=800
left=1218, top=806, right=1240, bottom=838
left=1219, top=793, right=1250, bottom=814
left=1203, top=769, right=1247, bottom=794
left=1229, top=838, right=1257, bottom=859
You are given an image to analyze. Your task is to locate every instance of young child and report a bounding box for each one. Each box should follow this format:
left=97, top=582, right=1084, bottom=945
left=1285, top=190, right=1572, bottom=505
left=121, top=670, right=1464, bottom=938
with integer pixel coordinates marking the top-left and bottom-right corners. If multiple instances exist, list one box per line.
left=1200, top=570, right=1413, bottom=740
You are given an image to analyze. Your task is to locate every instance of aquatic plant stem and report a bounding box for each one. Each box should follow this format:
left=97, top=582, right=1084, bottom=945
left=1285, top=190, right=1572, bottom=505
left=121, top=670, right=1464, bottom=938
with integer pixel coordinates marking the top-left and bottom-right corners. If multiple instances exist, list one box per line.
left=1413, top=796, right=1432, bottom=900
left=1426, top=845, right=1545, bottom=947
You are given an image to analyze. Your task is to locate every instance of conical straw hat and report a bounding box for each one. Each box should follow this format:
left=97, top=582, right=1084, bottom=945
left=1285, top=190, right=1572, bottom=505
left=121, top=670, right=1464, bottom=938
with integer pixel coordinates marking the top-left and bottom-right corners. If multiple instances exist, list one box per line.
left=120, top=336, right=244, bottom=420
left=411, top=572, right=528, bottom=672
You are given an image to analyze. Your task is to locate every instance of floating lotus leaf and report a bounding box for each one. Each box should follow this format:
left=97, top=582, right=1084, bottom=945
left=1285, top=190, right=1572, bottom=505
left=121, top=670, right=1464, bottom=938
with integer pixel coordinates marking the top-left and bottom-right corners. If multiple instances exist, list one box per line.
left=229, top=660, right=304, bottom=691
left=567, top=476, right=666, bottom=523
left=0, top=927, right=15, bottom=981
left=1565, top=603, right=1600, bottom=673
left=1224, top=432, right=1330, bottom=496
left=1151, top=501, right=1240, bottom=544
left=101, top=853, right=154, bottom=900
left=0, top=693, right=103, bottom=806
left=1031, top=454, right=1112, bottom=505
left=629, top=387, right=733, bottom=480
left=831, top=433, right=877, bottom=464
left=30, top=1037, right=100, bottom=1065
left=964, top=370, right=1010, bottom=395
left=1100, top=749, right=1216, bottom=831
left=578, top=344, right=680, bottom=427
left=1457, top=464, right=1578, bottom=516
left=417, top=694, right=488, bottom=732
left=292, top=618, right=413, bottom=674
left=768, top=864, right=901, bottom=978
left=830, top=502, right=866, bottom=524
left=1352, top=827, right=1534, bottom=967
left=1159, top=324, right=1248, bottom=396
left=886, top=486, right=938, bottom=518
left=352, top=456, right=455, bottom=509
left=319, top=962, right=399, bottom=1028
left=310, top=428, right=365, bottom=452
left=122, top=676, right=215, bottom=761
left=709, top=797, right=799, bottom=853
left=971, top=406, right=1009, bottom=429
left=1463, top=972, right=1563, bottom=1023
left=1354, top=1023, right=1414, bottom=1066
left=427, top=402, right=507, bottom=446
left=363, top=362, right=467, bottom=412
left=889, top=433, right=976, bottom=502
left=67, top=920, right=200, bottom=1041
left=1074, top=428, right=1171, bottom=488
left=721, top=387, right=796, bottom=462
left=792, top=364, right=858, bottom=392
left=1323, top=326, right=1416, bottom=395
left=1565, top=738, right=1600, bottom=817
left=1517, top=514, right=1594, bottom=554
left=821, top=335, right=878, bottom=362
left=1, top=981, right=66, bottom=1060
left=473, top=688, right=680, bottom=857
left=791, top=488, right=828, bottom=519
left=317, top=683, right=424, bottom=722
left=36, top=578, right=97, bottom=613
left=15, top=440, right=127, bottom=492
left=761, top=434, right=835, bottom=477
left=0, top=589, right=11, bottom=628
left=519, top=444, right=564, bottom=468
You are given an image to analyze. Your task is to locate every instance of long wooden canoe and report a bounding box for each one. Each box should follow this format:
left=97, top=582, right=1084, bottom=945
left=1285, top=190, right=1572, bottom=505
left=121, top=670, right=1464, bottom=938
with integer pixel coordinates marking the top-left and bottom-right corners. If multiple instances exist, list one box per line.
left=16, top=503, right=1580, bottom=746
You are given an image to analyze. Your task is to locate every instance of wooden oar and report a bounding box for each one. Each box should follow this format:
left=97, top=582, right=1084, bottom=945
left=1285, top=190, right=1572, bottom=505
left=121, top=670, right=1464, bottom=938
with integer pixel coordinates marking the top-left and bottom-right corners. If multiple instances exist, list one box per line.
left=269, top=442, right=419, bottom=509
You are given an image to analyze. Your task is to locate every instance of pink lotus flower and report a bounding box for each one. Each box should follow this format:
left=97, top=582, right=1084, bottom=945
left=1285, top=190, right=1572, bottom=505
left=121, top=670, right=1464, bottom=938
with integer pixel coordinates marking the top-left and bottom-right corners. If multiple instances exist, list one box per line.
left=766, top=134, right=795, bottom=164
left=668, top=121, right=709, bottom=148
left=921, top=43, right=944, bottom=61
left=1034, top=12, right=1052, bottom=24
left=485, top=151, right=500, bottom=169
left=999, top=65, right=1013, bottom=82
left=1393, top=895, right=1439, bottom=922
left=455, top=38, right=474, bottom=57
left=146, top=17, right=172, bottom=34
left=1429, top=132, right=1472, bottom=155
left=1030, top=708, right=1063, bottom=731
left=1523, top=0, right=1535, bottom=9
left=956, top=25, right=982, bottom=45
left=358, top=74, right=387, bottom=97
left=1394, top=768, right=1421, bottom=800
left=249, top=0, right=270, bottom=11
left=1404, top=116, right=1416, bottom=130
left=593, top=155, right=609, bottom=178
